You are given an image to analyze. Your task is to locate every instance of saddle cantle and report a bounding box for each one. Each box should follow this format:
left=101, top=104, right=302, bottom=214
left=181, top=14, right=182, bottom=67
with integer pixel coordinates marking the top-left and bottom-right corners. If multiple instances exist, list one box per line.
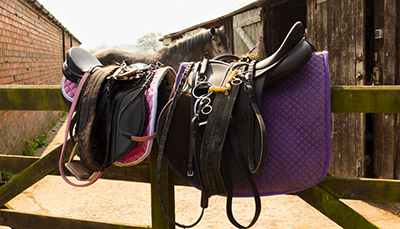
left=62, top=46, right=103, bottom=83
left=156, top=21, right=315, bottom=228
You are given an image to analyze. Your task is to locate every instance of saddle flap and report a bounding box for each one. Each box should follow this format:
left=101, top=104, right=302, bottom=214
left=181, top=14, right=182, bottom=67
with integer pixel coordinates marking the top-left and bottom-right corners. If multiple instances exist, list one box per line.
left=116, top=67, right=177, bottom=166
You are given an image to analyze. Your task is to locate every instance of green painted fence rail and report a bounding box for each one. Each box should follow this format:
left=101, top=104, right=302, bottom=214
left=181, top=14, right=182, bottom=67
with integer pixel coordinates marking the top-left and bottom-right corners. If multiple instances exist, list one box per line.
left=3, top=85, right=400, bottom=113
left=0, top=84, right=399, bottom=228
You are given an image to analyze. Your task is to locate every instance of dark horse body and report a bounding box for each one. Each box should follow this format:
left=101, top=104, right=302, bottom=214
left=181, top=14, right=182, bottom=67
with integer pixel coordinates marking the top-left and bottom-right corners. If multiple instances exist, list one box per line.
left=93, top=27, right=231, bottom=71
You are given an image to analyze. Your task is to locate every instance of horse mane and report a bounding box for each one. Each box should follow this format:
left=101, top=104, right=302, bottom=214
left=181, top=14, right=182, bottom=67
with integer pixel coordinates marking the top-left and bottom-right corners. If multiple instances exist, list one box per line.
left=160, top=28, right=211, bottom=56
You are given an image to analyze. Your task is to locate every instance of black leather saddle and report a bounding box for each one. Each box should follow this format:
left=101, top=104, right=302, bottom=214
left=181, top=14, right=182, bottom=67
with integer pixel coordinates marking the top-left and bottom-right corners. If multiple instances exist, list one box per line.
left=62, top=47, right=103, bottom=83
left=61, top=47, right=156, bottom=182
left=156, top=21, right=313, bottom=228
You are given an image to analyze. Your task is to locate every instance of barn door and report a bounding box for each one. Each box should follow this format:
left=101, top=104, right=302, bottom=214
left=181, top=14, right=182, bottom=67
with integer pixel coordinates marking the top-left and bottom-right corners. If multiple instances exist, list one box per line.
left=307, top=0, right=366, bottom=177
left=232, top=7, right=264, bottom=57
left=370, top=0, right=399, bottom=179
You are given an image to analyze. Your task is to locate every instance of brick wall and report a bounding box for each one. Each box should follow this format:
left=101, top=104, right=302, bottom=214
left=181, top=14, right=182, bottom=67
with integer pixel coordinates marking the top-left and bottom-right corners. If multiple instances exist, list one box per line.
left=0, top=0, right=81, bottom=155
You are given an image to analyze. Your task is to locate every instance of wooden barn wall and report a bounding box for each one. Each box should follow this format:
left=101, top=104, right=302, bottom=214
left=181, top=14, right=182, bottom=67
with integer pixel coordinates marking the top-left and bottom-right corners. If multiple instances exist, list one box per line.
left=397, top=0, right=400, bottom=179
left=232, top=8, right=265, bottom=58
left=263, top=1, right=307, bottom=56
left=372, top=0, right=399, bottom=179
left=307, top=0, right=366, bottom=177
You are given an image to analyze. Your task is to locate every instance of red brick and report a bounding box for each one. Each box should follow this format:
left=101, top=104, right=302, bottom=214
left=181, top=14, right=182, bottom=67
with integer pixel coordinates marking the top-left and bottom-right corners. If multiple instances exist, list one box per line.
left=0, top=0, right=79, bottom=155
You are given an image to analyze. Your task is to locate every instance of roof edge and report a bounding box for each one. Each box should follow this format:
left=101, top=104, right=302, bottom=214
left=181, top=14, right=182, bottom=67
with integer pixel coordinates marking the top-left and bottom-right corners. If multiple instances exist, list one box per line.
left=160, top=0, right=273, bottom=41
left=24, top=0, right=82, bottom=44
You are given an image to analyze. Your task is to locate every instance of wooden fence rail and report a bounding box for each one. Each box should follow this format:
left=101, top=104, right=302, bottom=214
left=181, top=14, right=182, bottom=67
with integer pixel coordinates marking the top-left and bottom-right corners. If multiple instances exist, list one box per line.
left=0, top=85, right=399, bottom=228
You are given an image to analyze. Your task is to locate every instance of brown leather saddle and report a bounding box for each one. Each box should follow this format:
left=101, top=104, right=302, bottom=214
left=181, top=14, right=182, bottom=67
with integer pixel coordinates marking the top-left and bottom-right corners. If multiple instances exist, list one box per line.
left=156, top=21, right=313, bottom=228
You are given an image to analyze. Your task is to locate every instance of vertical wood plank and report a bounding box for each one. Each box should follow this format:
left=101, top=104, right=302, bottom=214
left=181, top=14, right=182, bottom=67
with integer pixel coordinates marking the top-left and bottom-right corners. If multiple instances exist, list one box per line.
left=150, top=144, right=175, bottom=229
left=373, top=0, right=398, bottom=179
left=307, top=0, right=366, bottom=178
left=396, top=0, right=400, bottom=179
left=233, top=8, right=263, bottom=55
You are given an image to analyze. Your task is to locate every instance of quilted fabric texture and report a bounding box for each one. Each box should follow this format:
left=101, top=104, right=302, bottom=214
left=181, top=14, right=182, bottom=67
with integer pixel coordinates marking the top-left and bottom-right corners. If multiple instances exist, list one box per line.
left=233, top=51, right=331, bottom=196
left=61, top=76, right=77, bottom=104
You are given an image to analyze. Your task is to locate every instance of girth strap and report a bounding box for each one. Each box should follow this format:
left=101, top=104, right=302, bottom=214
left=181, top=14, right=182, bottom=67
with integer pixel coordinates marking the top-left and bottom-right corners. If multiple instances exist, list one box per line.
left=200, top=66, right=240, bottom=195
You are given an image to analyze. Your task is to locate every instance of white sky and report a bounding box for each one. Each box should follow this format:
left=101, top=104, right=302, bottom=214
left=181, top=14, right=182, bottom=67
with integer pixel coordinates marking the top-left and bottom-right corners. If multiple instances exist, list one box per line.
left=38, top=0, right=251, bottom=49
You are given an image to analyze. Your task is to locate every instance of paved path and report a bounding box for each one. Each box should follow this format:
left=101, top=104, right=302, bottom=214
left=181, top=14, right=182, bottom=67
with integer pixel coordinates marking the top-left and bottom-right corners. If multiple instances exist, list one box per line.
left=6, top=116, right=400, bottom=228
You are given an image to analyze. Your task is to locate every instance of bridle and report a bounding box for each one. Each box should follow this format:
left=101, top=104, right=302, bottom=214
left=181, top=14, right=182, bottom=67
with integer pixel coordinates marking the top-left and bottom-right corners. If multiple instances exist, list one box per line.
left=210, top=39, right=220, bottom=56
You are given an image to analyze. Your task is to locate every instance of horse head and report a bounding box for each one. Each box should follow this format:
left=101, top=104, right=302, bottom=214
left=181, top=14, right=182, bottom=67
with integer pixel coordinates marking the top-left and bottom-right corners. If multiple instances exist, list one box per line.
left=209, top=26, right=232, bottom=57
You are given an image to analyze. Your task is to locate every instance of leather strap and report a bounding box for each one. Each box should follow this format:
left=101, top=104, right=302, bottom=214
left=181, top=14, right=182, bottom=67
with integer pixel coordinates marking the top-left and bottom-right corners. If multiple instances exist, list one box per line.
left=77, top=67, right=118, bottom=171
left=59, top=71, right=103, bottom=187
left=245, top=61, right=267, bottom=174
left=199, top=66, right=239, bottom=195
left=226, top=127, right=261, bottom=228
left=157, top=63, right=205, bottom=228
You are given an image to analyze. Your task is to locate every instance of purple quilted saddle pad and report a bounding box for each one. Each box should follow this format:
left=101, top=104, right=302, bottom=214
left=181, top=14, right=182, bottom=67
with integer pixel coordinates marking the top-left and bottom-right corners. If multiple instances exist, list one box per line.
left=234, top=51, right=331, bottom=196
left=175, top=51, right=330, bottom=197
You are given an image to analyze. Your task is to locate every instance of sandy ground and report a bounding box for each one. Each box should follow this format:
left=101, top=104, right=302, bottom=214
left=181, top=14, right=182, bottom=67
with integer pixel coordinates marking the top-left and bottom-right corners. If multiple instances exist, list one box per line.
left=5, top=116, right=400, bottom=228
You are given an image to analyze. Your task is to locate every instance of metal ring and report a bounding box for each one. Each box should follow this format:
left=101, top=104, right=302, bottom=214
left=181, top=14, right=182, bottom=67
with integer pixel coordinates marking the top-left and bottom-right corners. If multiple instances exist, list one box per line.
left=200, top=97, right=212, bottom=115
left=192, top=82, right=213, bottom=99
left=187, top=170, right=194, bottom=177
left=201, top=104, right=212, bottom=115
left=197, top=75, right=207, bottom=83
left=231, top=78, right=242, bottom=85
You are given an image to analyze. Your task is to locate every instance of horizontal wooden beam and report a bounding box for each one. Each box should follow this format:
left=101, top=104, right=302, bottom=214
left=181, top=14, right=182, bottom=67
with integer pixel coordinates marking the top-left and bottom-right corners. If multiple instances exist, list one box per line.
left=0, top=209, right=148, bottom=229
left=319, top=176, right=400, bottom=203
left=0, top=155, right=40, bottom=173
left=0, top=154, right=151, bottom=183
left=296, top=185, right=379, bottom=229
left=331, top=86, right=400, bottom=113
left=2, top=154, right=400, bottom=203
left=0, top=85, right=69, bottom=111
left=2, top=85, right=400, bottom=113
left=0, top=139, right=73, bottom=206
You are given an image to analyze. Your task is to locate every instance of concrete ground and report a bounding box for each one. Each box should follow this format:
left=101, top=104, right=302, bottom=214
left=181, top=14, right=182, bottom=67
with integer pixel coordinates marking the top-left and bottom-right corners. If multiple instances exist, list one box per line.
left=5, top=116, right=400, bottom=228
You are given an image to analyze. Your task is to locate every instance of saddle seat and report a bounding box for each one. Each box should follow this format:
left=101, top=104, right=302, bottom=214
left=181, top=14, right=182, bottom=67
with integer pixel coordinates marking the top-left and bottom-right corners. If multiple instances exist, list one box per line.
left=62, top=46, right=103, bottom=83
left=248, top=21, right=312, bottom=108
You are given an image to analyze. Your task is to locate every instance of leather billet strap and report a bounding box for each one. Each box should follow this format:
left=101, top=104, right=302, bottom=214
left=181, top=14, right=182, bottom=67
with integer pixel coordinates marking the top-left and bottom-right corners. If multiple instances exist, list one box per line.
left=157, top=63, right=206, bottom=228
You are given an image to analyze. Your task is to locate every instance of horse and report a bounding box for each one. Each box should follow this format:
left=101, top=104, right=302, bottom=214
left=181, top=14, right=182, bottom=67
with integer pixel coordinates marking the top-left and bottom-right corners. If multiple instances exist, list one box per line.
left=93, top=26, right=232, bottom=71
